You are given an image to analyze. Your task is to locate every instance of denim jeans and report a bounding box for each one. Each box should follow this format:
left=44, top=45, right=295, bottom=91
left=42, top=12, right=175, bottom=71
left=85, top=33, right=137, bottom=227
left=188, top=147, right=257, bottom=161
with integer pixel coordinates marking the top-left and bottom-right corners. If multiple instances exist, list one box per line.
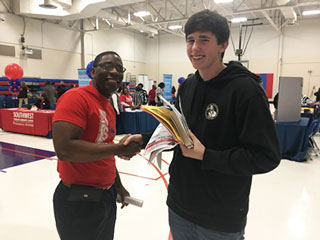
left=169, top=208, right=245, bottom=240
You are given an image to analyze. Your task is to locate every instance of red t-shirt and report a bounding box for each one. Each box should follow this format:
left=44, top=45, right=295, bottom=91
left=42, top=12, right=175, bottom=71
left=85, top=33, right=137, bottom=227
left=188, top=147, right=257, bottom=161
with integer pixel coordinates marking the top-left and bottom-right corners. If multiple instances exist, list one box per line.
left=53, top=85, right=116, bottom=188
left=148, top=88, right=156, bottom=101
left=120, top=94, right=133, bottom=109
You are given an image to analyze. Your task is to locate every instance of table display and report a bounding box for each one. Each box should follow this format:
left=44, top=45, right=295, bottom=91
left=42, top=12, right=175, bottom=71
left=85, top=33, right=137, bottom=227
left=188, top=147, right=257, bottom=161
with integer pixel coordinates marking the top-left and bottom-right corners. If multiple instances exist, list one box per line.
left=117, top=111, right=159, bottom=134
left=275, top=117, right=309, bottom=162
left=0, top=108, right=55, bottom=138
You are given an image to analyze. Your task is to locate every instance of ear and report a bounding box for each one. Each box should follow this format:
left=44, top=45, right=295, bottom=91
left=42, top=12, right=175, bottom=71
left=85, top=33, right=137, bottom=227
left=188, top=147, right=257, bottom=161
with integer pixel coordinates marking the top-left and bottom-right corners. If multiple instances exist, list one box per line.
left=91, top=67, right=96, bottom=78
left=219, top=40, right=229, bottom=54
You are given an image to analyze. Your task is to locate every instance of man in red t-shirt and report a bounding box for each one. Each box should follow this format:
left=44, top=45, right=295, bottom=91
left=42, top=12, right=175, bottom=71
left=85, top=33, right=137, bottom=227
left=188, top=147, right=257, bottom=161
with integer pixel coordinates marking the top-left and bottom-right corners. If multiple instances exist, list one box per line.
left=52, top=51, right=141, bottom=240
left=148, top=84, right=156, bottom=106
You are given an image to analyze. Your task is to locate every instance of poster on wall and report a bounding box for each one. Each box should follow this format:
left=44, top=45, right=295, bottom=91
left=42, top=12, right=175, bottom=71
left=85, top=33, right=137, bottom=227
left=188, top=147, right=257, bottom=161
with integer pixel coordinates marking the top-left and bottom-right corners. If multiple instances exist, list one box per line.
left=163, top=74, right=172, bottom=100
left=257, top=73, right=273, bottom=98
left=77, top=69, right=90, bottom=87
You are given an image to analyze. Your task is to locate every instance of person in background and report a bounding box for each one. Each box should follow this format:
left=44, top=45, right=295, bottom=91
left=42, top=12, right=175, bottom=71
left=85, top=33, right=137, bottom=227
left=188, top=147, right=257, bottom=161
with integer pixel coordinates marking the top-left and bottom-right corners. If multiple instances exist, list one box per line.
left=120, top=86, right=135, bottom=111
left=314, top=88, right=320, bottom=102
left=148, top=84, right=156, bottom=106
left=123, top=10, right=280, bottom=240
left=309, top=86, right=316, bottom=101
left=187, top=73, right=194, bottom=78
left=52, top=51, right=141, bottom=240
left=132, top=83, right=148, bottom=108
left=110, top=87, right=121, bottom=116
left=171, top=86, right=176, bottom=104
left=137, top=83, right=148, bottom=105
left=57, top=81, right=66, bottom=99
left=18, top=81, right=29, bottom=107
left=110, top=86, right=123, bottom=134
left=155, top=82, right=165, bottom=106
left=34, top=92, right=51, bottom=110
left=132, top=86, right=142, bottom=108
left=43, top=80, right=56, bottom=106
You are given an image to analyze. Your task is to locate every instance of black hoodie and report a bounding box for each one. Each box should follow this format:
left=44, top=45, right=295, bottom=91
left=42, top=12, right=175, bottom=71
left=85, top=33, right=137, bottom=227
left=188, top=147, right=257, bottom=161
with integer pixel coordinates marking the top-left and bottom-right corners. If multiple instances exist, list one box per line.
left=166, top=61, right=280, bottom=233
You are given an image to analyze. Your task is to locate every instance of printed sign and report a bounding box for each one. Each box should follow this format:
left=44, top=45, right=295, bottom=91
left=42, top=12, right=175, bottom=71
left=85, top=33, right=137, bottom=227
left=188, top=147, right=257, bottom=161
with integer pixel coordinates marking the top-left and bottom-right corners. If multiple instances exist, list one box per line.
left=13, top=111, right=34, bottom=127
left=78, top=69, right=90, bottom=87
left=163, top=74, right=172, bottom=101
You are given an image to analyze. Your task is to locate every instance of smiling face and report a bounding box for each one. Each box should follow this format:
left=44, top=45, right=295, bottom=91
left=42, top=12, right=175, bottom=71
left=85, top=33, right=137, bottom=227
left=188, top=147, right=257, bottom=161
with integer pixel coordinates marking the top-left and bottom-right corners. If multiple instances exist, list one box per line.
left=91, top=53, right=124, bottom=98
left=186, top=31, right=228, bottom=80
left=123, top=87, right=129, bottom=95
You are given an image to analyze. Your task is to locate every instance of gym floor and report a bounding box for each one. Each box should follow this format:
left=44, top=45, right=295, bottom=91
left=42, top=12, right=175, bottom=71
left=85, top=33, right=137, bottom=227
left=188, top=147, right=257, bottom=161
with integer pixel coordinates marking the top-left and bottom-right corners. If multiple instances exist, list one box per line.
left=0, top=129, right=319, bottom=240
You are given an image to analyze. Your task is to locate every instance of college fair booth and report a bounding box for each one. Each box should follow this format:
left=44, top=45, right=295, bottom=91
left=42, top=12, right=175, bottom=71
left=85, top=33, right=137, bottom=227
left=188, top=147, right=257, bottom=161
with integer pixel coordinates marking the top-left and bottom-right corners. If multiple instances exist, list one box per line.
left=275, top=77, right=311, bottom=162
left=0, top=107, right=159, bottom=138
left=117, top=110, right=159, bottom=134
left=275, top=117, right=309, bottom=162
left=0, top=108, right=55, bottom=138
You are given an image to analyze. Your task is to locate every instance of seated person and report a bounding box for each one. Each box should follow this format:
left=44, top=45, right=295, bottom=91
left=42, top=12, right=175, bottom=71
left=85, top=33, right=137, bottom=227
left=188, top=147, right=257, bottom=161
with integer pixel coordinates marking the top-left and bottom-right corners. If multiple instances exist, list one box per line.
left=34, top=93, right=51, bottom=110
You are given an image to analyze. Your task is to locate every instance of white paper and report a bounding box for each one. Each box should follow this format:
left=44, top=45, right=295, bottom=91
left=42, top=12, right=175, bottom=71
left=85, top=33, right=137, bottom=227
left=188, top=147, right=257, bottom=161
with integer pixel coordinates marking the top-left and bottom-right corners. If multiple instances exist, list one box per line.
left=144, top=123, right=178, bottom=168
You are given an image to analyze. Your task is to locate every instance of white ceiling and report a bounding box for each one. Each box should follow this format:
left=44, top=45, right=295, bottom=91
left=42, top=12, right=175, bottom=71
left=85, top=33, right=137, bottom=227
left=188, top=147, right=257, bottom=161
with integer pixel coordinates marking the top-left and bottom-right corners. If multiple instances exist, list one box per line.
left=1, top=0, right=320, bottom=37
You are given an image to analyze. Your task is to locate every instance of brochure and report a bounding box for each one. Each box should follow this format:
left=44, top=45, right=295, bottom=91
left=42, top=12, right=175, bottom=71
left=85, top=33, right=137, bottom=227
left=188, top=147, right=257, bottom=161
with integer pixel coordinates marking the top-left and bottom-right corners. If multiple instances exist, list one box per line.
left=141, top=96, right=194, bottom=168
left=141, top=96, right=194, bottom=148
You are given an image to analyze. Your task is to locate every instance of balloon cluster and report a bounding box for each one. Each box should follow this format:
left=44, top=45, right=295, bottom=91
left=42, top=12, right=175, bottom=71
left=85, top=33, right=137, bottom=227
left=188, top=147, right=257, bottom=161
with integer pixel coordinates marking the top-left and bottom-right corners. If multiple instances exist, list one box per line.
left=8, top=80, right=21, bottom=94
left=4, top=63, right=24, bottom=94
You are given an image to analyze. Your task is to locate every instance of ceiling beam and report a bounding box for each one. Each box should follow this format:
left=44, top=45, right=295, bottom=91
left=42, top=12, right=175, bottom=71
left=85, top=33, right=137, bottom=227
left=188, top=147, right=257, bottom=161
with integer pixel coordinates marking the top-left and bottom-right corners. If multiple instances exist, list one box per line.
left=0, top=0, right=12, bottom=13
left=167, top=0, right=185, bottom=17
left=262, top=10, right=281, bottom=33
left=148, top=2, right=165, bottom=21
left=230, top=1, right=320, bottom=15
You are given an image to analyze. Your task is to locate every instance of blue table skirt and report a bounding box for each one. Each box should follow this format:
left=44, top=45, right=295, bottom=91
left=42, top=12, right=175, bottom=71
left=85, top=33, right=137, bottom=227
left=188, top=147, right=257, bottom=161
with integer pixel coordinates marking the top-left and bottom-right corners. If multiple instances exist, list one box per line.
left=275, top=117, right=309, bottom=162
left=117, top=111, right=159, bottom=134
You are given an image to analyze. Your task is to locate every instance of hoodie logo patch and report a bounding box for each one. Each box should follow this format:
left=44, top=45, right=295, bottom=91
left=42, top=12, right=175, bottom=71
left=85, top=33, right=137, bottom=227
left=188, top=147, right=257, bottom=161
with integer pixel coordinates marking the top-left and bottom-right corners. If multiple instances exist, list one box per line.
left=205, top=103, right=219, bottom=120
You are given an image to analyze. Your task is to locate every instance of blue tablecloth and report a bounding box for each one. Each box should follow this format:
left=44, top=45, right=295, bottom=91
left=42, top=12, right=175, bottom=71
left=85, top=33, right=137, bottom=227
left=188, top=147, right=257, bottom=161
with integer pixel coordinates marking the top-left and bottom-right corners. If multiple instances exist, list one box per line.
left=275, top=117, right=309, bottom=162
left=117, top=111, right=159, bottom=134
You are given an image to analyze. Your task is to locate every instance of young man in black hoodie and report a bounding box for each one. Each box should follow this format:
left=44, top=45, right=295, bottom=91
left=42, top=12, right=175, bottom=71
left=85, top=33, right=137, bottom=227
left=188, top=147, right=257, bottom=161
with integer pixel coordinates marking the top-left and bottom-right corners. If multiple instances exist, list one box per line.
left=123, top=10, right=280, bottom=240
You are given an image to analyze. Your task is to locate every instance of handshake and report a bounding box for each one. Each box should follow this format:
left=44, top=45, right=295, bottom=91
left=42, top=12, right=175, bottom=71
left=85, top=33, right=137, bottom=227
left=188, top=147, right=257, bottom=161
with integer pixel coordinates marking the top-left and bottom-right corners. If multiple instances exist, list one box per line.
left=117, top=134, right=144, bottom=160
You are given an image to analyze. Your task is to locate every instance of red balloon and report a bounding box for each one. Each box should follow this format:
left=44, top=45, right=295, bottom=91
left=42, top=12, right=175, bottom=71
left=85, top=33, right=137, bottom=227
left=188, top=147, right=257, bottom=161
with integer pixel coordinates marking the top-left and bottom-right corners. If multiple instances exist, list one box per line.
left=5, top=63, right=23, bottom=80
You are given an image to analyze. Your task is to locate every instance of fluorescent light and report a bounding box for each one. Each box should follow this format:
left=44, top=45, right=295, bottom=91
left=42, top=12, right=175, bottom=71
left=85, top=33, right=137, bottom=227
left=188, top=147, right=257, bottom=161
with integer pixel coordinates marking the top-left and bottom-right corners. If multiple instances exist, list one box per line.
left=133, top=11, right=150, bottom=17
left=302, top=10, right=320, bottom=16
left=215, top=0, right=233, bottom=3
left=231, top=17, right=247, bottom=23
left=168, top=25, right=182, bottom=30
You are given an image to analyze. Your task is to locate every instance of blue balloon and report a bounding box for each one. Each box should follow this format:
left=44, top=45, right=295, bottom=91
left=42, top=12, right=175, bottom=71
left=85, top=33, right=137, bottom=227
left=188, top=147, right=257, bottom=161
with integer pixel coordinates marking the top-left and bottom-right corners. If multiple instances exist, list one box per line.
left=86, top=60, right=94, bottom=79
left=178, top=77, right=185, bottom=84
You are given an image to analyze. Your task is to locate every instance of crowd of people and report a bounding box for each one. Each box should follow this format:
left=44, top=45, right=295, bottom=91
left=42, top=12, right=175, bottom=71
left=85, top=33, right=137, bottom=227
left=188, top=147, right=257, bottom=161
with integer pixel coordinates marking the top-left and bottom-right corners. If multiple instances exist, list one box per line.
left=18, top=80, right=75, bottom=110
left=110, top=81, right=168, bottom=113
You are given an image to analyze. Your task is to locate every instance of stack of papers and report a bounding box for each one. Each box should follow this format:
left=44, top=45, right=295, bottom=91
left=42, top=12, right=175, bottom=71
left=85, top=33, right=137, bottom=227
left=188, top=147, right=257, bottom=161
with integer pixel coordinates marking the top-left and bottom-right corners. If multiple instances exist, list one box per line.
left=141, top=96, right=193, bottom=168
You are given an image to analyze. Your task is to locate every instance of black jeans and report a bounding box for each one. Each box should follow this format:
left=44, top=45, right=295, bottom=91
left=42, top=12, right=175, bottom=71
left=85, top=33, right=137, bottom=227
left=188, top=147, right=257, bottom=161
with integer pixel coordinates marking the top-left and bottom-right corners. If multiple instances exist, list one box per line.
left=53, top=181, right=117, bottom=240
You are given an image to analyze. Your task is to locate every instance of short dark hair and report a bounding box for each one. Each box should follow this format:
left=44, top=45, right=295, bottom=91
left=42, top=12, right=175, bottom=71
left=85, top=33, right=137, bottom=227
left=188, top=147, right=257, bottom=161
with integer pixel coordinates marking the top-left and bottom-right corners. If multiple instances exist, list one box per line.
left=93, top=51, right=121, bottom=67
left=158, top=82, right=165, bottom=88
left=184, top=10, right=230, bottom=45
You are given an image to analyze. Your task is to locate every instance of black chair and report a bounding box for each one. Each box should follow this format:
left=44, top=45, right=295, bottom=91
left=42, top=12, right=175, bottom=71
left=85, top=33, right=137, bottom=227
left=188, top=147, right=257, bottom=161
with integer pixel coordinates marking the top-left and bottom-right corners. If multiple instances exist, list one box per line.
left=307, top=118, right=320, bottom=158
